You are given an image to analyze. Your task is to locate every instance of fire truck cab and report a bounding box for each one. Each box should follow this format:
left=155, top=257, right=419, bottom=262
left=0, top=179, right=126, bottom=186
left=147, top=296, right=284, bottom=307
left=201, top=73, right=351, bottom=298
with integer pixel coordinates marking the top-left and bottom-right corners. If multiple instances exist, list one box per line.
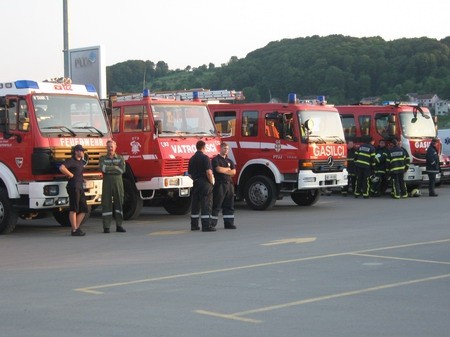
left=336, top=102, right=439, bottom=188
left=0, top=79, right=110, bottom=234
left=105, top=89, right=221, bottom=219
left=209, top=94, right=348, bottom=210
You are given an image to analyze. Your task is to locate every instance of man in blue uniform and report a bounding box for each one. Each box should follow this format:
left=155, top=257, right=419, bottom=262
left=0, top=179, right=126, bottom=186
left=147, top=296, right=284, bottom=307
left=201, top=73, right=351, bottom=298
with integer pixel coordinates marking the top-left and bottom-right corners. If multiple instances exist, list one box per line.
left=426, top=138, right=440, bottom=197
left=371, top=139, right=389, bottom=196
left=59, top=144, right=88, bottom=236
left=354, top=136, right=376, bottom=199
left=188, top=140, right=216, bottom=232
left=387, top=138, right=409, bottom=199
left=211, top=142, right=237, bottom=229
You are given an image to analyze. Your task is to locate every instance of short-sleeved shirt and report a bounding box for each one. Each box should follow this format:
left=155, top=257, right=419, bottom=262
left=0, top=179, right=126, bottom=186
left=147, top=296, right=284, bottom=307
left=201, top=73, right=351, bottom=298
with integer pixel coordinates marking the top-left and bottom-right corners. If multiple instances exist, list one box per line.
left=63, top=157, right=85, bottom=190
left=188, top=151, right=212, bottom=181
left=212, top=154, right=235, bottom=184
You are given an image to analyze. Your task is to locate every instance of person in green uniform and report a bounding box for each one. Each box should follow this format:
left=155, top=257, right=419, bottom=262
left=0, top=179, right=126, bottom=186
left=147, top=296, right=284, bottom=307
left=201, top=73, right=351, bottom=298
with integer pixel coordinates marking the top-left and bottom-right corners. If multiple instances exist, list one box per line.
left=99, top=140, right=126, bottom=233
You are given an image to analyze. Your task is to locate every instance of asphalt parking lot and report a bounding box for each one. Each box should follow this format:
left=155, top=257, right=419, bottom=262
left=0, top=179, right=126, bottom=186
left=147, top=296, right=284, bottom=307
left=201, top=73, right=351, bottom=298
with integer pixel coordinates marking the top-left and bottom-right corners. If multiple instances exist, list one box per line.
left=1, top=186, right=450, bottom=337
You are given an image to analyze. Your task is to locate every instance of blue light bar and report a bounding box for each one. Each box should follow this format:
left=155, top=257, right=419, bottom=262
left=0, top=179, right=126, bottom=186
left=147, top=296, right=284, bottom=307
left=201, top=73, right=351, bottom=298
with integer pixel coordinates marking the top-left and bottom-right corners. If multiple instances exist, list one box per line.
left=15, top=80, right=39, bottom=89
left=85, top=84, right=97, bottom=92
left=288, top=93, right=297, bottom=104
left=193, top=91, right=199, bottom=100
left=317, top=95, right=326, bottom=103
left=143, top=88, right=150, bottom=97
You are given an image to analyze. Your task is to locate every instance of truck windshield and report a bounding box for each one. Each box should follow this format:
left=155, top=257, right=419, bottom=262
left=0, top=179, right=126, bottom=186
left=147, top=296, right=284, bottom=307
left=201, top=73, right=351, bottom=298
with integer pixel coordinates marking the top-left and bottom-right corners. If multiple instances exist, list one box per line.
left=33, top=94, right=108, bottom=135
left=298, top=110, right=345, bottom=142
left=152, top=104, right=215, bottom=136
left=400, top=112, right=436, bottom=138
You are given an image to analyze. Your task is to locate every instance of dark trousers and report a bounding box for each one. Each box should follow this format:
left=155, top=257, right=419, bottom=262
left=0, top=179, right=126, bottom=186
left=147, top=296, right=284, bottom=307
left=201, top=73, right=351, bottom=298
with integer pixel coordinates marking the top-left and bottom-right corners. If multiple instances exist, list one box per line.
left=102, top=175, right=124, bottom=229
left=355, top=167, right=371, bottom=197
left=190, top=180, right=212, bottom=229
left=428, top=172, right=437, bottom=195
left=391, top=173, right=407, bottom=198
left=371, top=172, right=388, bottom=196
left=211, top=182, right=234, bottom=227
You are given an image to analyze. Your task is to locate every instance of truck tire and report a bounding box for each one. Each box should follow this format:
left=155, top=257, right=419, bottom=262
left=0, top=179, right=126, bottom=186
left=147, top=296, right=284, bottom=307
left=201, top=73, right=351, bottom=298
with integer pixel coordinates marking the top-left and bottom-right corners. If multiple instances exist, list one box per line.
left=163, top=196, right=191, bottom=215
left=244, top=175, right=277, bottom=210
left=290, top=189, right=320, bottom=206
left=53, top=206, right=91, bottom=227
left=0, top=187, right=18, bottom=234
left=123, top=178, right=143, bottom=220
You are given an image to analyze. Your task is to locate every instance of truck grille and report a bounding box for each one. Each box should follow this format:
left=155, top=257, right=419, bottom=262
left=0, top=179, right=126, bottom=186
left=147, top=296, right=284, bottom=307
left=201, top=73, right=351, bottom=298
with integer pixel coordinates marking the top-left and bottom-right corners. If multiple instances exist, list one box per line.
left=54, top=146, right=107, bottom=173
left=162, top=158, right=189, bottom=176
left=312, top=159, right=346, bottom=173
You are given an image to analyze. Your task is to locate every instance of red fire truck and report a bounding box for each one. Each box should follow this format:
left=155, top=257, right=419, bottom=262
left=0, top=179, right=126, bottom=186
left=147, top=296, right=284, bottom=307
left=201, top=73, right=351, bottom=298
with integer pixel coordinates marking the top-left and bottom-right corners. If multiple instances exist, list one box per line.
left=336, top=102, right=441, bottom=188
left=104, top=89, right=225, bottom=219
left=0, top=79, right=110, bottom=234
left=208, top=94, right=348, bottom=210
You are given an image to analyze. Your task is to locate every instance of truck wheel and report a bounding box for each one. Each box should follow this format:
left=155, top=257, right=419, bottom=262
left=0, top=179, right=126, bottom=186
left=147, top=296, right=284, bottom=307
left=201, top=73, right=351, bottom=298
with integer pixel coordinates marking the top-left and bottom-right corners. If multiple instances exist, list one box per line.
left=123, top=178, right=143, bottom=220
left=244, top=175, right=277, bottom=210
left=291, top=189, right=320, bottom=206
left=163, top=196, right=192, bottom=215
left=53, top=206, right=91, bottom=227
left=0, top=187, right=18, bottom=234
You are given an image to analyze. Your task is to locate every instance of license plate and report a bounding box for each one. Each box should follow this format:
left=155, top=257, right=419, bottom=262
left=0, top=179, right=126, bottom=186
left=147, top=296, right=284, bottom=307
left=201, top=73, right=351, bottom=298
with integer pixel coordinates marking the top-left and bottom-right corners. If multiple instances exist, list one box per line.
left=325, top=174, right=337, bottom=180
left=83, top=181, right=94, bottom=189
left=443, top=171, right=450, bottom=176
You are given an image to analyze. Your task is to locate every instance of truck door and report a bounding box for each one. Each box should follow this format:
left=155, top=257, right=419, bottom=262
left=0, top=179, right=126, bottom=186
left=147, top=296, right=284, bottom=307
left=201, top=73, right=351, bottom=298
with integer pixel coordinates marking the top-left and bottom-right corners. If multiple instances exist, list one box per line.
left=0, top=97, right=33, bottom=180
left=261, top=110, right=298, bottom=167
left=240, top=109, right=260, bottom=164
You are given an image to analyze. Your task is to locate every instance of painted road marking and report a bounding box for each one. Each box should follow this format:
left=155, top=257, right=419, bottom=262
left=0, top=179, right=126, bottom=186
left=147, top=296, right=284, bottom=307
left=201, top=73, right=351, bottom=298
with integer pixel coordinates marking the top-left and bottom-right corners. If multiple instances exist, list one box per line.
left=74, top=238, right=450, bottom=295
left=261, top=237, right=316, bottom=246
left=149, top=230, right=189, bottom=236
left=195, top=273, right=450, bottom=323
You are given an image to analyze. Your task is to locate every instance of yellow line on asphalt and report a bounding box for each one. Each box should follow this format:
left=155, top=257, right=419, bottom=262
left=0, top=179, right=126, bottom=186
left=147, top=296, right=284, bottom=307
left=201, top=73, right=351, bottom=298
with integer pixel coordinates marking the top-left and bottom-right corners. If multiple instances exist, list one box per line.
left=197, top=273, right=450, bottom=323
left=354, top=238, right=450, bottom=253
left=74, top=252, right=347, bottom=294
left=149, top=230, right=190, bottom=236
left=74, top=238, right=450, bottom=295
left=194, top=310, right=262, bottom=323
left=261, top=237, right=316, bottom=246
left=351, top=253, right=450, bottom=265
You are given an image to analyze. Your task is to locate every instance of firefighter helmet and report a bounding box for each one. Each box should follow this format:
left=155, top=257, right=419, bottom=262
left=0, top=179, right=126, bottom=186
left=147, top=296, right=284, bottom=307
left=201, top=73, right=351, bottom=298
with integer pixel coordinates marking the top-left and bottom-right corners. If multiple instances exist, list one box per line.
left=410, top=188, right=421, bottom=197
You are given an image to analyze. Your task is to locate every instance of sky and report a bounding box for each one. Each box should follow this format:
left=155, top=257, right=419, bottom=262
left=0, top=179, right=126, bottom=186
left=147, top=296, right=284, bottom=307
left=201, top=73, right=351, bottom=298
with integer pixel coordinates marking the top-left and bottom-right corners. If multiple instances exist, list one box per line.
left=1, top=0, right=449, bottom=82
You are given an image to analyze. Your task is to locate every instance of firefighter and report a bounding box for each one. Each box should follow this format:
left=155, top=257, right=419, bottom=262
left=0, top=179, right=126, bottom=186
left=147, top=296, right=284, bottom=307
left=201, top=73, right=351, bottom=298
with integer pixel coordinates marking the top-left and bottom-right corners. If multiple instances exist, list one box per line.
left=371, top=139, right=389, bottom=196
left=188, top=140, right=216, bottom=232
left=342, top=140, right=356, bottom=196
left=354, top=136, right=376, bottom=198
left=99, top=140, right=126, bottom=233
left=426, top=138, right=440, bottom=197
left=387, top=138, right=409, bottom=199
left=211, top=142, right=237, bottom=229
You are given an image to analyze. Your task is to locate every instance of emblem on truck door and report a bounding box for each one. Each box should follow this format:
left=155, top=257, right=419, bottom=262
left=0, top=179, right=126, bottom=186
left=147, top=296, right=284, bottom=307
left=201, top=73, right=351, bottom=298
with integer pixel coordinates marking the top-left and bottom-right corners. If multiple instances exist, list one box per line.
left=15, top=157, right=23, bottom=168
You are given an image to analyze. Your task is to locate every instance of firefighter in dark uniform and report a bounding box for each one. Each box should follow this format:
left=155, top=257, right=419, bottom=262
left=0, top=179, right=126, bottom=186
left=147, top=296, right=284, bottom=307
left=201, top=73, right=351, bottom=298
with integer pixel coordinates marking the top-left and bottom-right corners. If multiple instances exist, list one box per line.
left=426, top=138, right=440, bottom=197
left=342, top=140, right=356, bottom=196
left=371, top=139, right=389, bottom=196
left=188, top=140, right=216, bottom=232
left=387, top=138, right=409, bottom=199
left=99, top=140, right=126, bottom=233
left=354, top=136, right=376, bottom=198
left=211, top=142, right=236, bottom=229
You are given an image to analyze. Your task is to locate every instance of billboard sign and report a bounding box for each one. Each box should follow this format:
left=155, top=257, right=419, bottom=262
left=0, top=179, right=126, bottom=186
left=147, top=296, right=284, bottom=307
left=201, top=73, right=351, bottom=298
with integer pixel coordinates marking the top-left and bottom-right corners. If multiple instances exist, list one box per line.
left=68, top=45, right=106, bottom=99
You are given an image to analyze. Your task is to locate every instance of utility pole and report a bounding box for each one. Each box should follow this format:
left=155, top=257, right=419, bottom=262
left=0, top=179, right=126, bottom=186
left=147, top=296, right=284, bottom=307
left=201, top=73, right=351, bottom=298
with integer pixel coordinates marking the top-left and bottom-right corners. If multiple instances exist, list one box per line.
left=63, top=0, right=69, bottom=78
